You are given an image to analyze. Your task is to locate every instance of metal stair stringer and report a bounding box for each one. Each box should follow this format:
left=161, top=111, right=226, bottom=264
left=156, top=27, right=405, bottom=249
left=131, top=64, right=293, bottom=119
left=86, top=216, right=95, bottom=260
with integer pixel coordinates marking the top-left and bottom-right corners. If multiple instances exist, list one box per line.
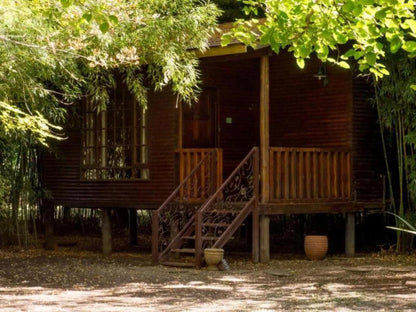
left=194, top=147, right=260, bottom=268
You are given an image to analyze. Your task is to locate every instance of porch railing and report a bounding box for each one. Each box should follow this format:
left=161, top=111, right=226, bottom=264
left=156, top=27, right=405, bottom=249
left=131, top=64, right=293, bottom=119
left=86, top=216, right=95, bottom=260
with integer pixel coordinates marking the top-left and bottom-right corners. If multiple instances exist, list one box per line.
left=176, top=148, right=223, bottom=201
left=269, top=147, right=351, bottom=202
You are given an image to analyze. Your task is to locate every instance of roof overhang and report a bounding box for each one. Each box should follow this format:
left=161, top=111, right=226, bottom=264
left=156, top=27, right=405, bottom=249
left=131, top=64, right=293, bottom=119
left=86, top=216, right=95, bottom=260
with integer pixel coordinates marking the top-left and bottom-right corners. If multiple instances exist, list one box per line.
left=195, top=43, right=247, bottom=58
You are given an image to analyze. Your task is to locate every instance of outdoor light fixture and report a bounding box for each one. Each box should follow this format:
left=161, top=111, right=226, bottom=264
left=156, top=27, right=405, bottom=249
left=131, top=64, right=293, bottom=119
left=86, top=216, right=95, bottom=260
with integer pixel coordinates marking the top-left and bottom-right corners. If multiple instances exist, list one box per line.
left=314, top=64, right=328, bottom=86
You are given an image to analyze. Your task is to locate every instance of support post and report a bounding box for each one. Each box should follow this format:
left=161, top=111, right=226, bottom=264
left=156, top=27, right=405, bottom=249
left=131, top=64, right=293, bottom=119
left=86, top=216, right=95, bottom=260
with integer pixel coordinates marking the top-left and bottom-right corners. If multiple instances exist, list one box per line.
left=101, top=208, right=112, bottom=256
left=43, top=200, right=55, bottom=250
left=151, top=211, right=159, bottom=264
left=345, top=212, right=355, bottom=257
left=129, top=209, right=138, bottom=246
left=260, top=55, right=270, bottom=263
left=260, top=215, right=270, bottom=262
left=178, top=99, right=183, bottom=149
left=252, top=148, right=260, bottom=263
left=195, top=211, right=203, bottom=268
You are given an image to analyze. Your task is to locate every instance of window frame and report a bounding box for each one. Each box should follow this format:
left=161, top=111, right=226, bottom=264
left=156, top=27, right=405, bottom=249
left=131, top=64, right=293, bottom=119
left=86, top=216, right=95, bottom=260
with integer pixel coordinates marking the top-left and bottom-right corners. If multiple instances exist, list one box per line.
left=80, top=83, right=149, bottom=181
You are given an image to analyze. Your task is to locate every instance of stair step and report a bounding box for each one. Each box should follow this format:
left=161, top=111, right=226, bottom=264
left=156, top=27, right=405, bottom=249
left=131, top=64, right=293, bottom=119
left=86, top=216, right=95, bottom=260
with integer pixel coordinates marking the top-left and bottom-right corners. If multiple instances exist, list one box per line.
left=209, top=209, right=238, bottom=214
left=171, top=248, right=195, bottom=254
left=182, top=235, right=218, bottom=240
left=215, top=202, right=248, bottom=208
left=161, top=261, right=195, bottom=268
left=203, top=223, right=230, bottom=227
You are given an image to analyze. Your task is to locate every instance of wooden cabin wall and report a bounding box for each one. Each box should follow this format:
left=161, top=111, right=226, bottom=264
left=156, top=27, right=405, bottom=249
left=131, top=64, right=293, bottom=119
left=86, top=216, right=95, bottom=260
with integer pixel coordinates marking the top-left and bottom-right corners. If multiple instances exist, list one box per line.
left=41, top=89, right=178, bottom=209
left=352, top=78, right=384, bottom=201
left=200, top=57, right=260, bottom=176
left=269, top=53, right=352, bottom=149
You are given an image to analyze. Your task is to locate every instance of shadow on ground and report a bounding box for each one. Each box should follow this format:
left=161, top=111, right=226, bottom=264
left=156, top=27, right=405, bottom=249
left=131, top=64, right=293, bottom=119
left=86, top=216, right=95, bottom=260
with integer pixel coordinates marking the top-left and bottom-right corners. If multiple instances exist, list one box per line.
left=0, top=249, right=416, bottom=311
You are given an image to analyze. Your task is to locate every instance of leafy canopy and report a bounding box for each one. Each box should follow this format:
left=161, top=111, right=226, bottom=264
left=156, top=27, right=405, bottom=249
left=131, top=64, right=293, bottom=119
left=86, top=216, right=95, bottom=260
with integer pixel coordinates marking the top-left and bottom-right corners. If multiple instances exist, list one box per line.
left=223, top=0, right=416, bottom=78
left=0, top=0, right=220, bottom=144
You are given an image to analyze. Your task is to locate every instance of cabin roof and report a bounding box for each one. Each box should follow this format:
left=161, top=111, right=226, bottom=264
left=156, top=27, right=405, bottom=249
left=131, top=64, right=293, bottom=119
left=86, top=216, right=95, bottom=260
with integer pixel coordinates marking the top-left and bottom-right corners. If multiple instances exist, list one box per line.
left=199, top=20, right=264, bottom=58
left=207, top=22, right=237, bottom=47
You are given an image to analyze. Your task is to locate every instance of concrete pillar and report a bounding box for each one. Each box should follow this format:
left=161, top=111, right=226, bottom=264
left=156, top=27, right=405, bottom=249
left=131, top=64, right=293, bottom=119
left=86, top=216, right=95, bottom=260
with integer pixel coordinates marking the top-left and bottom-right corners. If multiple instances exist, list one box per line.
left=260, top=215, right=270, bottom=263
left=345, top=212, right=355, bottom=257
left=101, top=208, right=112, bottom=256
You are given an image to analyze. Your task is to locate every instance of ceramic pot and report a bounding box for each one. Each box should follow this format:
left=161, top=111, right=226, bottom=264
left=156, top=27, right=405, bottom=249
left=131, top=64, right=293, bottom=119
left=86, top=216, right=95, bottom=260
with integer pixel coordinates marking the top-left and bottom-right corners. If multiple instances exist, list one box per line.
left=204, top=248, right=224, bottom=270
left=304, top=235, right=328, bottom=260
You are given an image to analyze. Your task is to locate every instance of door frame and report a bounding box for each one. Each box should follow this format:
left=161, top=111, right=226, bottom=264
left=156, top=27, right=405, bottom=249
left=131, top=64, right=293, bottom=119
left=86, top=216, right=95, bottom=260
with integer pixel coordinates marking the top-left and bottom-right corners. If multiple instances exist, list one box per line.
left=178, top=86, right=219, bottom=149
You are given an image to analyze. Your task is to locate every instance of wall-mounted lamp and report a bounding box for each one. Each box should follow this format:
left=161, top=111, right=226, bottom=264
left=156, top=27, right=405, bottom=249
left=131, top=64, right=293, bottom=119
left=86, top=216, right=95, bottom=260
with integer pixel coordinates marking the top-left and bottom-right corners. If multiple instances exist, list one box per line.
left=314, top=64, right=328, bottom=87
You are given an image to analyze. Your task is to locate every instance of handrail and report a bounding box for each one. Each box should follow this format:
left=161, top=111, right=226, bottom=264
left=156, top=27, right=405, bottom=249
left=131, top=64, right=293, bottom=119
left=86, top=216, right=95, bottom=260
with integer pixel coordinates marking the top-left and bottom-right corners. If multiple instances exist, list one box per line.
left=270, top=147, right=351, bottom=153
left=152, top=149, right=220, bottom=264
left=195, top=147, right=259, bottom=267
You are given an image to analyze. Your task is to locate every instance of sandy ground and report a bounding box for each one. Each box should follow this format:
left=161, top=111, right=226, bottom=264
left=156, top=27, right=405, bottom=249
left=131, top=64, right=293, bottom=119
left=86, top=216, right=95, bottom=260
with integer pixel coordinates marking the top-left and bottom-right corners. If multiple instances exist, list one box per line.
left=0, top=248, right=416, bottom=312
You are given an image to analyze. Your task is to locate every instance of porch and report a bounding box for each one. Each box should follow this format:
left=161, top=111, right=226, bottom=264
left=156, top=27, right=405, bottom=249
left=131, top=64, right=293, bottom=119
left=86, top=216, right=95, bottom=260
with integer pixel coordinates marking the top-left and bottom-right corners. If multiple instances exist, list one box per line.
left=151, top=146, right=372, bottom=267
left=152, top=52, right=384, bottom=266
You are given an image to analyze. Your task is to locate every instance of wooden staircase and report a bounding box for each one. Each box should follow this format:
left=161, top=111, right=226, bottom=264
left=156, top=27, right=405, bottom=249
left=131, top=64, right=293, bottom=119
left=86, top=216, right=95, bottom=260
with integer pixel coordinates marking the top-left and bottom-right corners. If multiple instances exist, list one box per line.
left=152, top=147, right=259, bottom=268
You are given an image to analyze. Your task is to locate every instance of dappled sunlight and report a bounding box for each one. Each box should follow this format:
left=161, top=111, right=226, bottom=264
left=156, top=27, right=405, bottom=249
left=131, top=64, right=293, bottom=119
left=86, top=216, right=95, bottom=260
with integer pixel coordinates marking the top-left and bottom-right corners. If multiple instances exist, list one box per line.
left=1, top=252, right=416, bottom=311
left=215, top=275, right=246, bottom=283
left=163, top=283, right=233, bottom=291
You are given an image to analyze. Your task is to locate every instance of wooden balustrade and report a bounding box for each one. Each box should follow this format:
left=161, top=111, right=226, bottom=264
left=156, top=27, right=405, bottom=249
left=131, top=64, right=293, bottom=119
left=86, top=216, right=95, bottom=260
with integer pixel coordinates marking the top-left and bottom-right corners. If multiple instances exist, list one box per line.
left=269, top=147, right=351, bottom=202
left=176, top=148, right=223, bottom=201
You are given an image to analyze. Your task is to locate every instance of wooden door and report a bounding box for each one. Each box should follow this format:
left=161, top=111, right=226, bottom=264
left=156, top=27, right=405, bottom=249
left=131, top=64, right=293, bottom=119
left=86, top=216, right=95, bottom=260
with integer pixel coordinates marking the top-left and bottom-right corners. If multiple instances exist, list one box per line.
left=183, top=88, right=217, bottom=148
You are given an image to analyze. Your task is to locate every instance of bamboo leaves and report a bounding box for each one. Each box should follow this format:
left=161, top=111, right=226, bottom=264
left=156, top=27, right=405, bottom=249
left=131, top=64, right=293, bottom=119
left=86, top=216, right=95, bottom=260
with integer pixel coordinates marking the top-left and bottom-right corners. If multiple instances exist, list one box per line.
left=0, top=0, right=220, bottom=144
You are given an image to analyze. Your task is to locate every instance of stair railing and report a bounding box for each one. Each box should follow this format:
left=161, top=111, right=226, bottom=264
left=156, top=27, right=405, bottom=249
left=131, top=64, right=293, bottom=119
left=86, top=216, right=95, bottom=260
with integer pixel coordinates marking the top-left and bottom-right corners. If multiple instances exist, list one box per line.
left=152, top=149, right=221, bottom=264
left=195, top=147, right=259, bottom=267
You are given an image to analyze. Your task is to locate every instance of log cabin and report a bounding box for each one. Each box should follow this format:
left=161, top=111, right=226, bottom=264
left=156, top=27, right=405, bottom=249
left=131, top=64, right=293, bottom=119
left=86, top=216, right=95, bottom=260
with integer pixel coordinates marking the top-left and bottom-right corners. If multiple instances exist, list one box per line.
left=41, top=22, right=385, bottom=266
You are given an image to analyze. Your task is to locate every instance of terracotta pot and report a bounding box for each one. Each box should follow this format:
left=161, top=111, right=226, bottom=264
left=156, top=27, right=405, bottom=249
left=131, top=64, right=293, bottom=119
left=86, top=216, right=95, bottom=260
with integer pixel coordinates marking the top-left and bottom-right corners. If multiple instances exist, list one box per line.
left=304, top=235, right=328, bottom=260
left=204, top=248, right=224, bottom=270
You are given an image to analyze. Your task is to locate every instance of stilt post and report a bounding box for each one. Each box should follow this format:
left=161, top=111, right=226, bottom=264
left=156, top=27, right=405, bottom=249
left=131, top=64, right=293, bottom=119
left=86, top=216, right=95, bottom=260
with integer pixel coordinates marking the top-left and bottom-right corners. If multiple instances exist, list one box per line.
left=101, top=208, right=112, bottom=256
left=345, top=212, right=355, bottom=257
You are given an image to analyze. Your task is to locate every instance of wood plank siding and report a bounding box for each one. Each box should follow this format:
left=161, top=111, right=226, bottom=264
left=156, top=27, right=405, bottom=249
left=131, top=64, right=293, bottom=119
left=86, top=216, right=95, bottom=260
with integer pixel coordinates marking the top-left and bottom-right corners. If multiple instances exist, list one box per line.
left=269, top=53, right=352, bottom=149
left=42, top=88, right=178, bottom=209
left=352, top=77, right=384, bottom=201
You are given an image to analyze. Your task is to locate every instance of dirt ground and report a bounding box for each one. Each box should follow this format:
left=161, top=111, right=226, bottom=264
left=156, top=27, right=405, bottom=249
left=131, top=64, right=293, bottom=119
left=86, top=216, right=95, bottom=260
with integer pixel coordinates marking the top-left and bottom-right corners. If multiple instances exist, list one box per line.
left=0, top=246, right=416, bottom=312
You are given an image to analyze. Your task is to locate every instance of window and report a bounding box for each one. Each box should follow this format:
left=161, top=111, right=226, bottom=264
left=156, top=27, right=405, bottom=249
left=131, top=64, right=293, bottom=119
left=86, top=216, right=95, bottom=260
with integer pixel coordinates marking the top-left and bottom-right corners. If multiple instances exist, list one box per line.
left=81, top=81, right=149, bottom=180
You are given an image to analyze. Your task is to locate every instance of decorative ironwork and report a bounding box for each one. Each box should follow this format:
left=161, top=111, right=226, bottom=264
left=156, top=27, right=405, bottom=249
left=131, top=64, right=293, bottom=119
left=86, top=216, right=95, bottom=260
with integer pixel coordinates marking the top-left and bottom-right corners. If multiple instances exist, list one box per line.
left=223, top=155, right=254, bottom=202
left=157, top=202, right=199, bottom=252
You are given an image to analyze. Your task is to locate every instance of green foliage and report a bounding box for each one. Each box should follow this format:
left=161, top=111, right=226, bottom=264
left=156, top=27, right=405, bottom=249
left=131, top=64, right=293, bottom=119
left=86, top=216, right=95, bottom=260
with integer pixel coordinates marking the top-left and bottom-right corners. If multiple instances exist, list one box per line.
left=374, top=51, right=416, bottom=250
left=0, top=101, right=64, bottom=145
left=223, top=0, right=416, bottom=78
left=0, top=0, right=220, bottom=246
left=212, top=0, right=252, bottom=23
left=385, top=211, right=416, bottom=236
left=0, top=0, right=220, bottom=144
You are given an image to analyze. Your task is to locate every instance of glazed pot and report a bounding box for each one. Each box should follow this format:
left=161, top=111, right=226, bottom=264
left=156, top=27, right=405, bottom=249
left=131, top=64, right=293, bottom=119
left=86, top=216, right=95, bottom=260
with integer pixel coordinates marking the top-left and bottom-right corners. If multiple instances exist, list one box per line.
left=304, top=235, right=328, bottom=260
left=204, top=248, right=224, bottom=270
